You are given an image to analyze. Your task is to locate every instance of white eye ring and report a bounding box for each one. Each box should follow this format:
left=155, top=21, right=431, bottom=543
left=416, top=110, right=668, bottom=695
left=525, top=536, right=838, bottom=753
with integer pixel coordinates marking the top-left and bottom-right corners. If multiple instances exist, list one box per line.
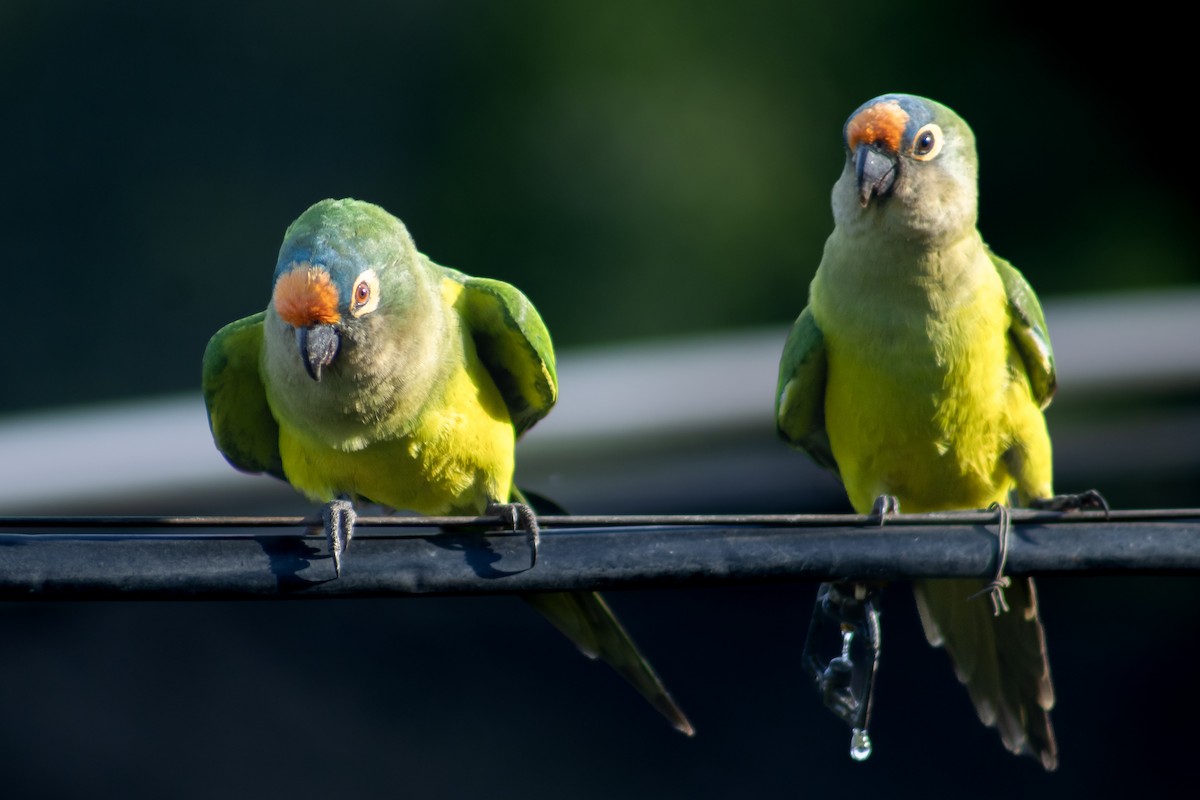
left=911, top=123, right=943, bottom=161
left=349, top=269, right=381, bottom=317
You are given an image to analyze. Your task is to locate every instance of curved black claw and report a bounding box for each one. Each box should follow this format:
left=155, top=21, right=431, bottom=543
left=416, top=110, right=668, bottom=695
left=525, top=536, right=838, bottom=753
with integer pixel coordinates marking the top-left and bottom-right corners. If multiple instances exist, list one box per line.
left=870, top=494, right=900, bottom=526
left=322, top=499, right=357, bottom=578
left=1030, top=489, right=1109, bottom=516
left=488, top=501, right=541, bottom=568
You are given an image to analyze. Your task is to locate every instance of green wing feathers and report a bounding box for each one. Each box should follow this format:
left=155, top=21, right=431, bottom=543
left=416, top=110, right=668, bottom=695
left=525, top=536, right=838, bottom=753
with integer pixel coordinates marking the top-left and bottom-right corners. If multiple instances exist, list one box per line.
left=444, top=263, right=558, bottom=437
left=990, top=249, right=1057, bottom=409
left=201, top=312, right=284, bottom=480
left=775, top=307, right=837, bottom=473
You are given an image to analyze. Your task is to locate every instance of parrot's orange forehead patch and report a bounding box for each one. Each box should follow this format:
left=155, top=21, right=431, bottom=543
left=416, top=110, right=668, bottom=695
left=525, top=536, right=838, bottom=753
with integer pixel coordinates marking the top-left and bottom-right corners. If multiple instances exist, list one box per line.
left=846, top=100, right=909, bottom=154
left=274, top=263, right=341, bottom=327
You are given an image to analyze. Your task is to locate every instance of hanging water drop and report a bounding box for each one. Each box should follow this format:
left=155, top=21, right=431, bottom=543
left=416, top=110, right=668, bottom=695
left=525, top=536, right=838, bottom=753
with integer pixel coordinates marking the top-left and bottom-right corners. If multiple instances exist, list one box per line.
left=850, top=728, right=872, bottom=761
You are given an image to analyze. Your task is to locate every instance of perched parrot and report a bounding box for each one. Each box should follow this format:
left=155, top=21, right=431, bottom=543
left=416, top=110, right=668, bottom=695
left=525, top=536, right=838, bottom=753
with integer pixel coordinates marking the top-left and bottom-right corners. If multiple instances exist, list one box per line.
left=775, top=94, right=1104, bottom=770
left=202, top=197, right=693, bottom=736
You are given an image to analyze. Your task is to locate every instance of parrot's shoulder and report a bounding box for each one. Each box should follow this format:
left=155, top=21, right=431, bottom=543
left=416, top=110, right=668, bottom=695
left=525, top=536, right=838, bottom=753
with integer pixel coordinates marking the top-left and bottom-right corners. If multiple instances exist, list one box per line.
left=432, top=258, right=557, bottom=437
left=986, top=246, right=1057, bottom=408
left=201, top=311, right=285, bottom=479
left=775, top=306, right=838, bottom=473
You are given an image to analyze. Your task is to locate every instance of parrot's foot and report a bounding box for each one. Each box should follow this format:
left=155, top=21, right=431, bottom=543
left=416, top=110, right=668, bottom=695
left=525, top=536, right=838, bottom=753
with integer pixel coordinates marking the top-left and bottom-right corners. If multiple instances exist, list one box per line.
left=801, top=581, right=883, bottom=761
left=488, top=501, right=541, bottom=569
left=1030, top=489, right=1109, bottom=515
left=869, top=494, right=900, bottom=526
left=322, top=499, right=357, bottom=578
left=970, top=503, right=1012, bottom=616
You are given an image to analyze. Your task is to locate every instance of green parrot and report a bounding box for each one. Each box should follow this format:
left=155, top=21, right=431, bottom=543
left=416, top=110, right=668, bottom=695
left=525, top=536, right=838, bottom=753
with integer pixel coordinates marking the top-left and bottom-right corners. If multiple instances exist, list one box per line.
left=202, top=197, right=693, bottom=736
left=775, top=94, right=1104, bottom=769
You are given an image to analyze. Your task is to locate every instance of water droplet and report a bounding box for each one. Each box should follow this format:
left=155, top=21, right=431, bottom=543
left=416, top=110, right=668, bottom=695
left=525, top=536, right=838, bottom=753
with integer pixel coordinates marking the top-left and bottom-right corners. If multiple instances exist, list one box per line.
left=850, top=728, right=872, bottom=761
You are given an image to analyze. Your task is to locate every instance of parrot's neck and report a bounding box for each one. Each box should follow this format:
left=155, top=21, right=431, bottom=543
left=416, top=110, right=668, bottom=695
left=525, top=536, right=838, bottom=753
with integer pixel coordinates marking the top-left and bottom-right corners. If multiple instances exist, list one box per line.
left=830, top=166, right=978, bottom=247
left=810, top=225, right=1000, bottom=356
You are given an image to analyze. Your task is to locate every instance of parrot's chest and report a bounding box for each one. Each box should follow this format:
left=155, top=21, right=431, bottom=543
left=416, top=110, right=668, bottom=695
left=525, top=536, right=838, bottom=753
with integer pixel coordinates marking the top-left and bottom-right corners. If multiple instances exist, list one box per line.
left=272, top=355, right=517, bottom=515
left=813, top=257, right=1014, bottom=511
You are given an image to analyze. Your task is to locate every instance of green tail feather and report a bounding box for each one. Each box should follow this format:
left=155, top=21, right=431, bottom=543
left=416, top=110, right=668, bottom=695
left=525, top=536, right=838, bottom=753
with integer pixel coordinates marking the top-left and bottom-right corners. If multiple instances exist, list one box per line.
left=513, top=486, right=695, bottom=736
left=521, top=591, right=694, bottom=736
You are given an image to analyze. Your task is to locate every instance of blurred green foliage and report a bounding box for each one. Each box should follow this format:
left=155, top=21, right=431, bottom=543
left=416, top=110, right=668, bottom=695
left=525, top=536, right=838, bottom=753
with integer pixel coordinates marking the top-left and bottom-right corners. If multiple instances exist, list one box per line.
left=2, top=1, right=1195, bottom=414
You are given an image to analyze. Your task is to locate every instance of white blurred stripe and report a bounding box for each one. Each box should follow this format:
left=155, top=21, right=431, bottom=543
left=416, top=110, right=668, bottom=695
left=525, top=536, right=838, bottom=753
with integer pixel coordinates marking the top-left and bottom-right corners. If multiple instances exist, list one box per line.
left=0, top=287, right=1196, bottom=508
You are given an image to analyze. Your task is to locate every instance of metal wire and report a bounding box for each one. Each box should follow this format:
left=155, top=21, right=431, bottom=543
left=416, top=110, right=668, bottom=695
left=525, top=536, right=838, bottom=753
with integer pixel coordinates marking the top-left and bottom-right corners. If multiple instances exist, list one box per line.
left=1, top=509, right=1198, bottom=600
left=2, top=507, right=1191, bottom=532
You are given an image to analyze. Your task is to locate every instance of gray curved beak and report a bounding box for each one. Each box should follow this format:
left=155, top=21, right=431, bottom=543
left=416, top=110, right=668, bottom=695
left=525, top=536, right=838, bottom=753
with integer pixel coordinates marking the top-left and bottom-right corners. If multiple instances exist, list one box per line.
left=296, top=324, right=340, bottom=381
left=855, top=144, right=897, bottom=207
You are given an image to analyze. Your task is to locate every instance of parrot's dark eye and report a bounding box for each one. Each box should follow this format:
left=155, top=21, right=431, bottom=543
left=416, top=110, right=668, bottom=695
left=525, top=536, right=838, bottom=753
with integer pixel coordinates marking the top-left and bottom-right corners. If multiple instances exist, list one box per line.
left=348, top=269, right=381, bottom=317
left=911, top=123, right=943, bottom=161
